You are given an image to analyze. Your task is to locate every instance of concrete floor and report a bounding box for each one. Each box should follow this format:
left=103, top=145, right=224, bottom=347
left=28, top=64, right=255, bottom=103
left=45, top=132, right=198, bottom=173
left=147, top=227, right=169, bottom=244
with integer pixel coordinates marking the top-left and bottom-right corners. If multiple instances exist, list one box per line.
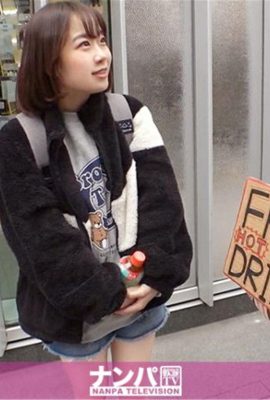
left=150, top=310, right=270, bottom=399
left=153, top=309, right=270, bottom=362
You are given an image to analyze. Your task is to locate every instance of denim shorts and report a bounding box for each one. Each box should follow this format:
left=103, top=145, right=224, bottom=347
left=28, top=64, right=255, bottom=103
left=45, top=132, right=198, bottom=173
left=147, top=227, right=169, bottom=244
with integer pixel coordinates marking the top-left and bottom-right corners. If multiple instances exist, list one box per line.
left=43, top=304, right=170, bottom=359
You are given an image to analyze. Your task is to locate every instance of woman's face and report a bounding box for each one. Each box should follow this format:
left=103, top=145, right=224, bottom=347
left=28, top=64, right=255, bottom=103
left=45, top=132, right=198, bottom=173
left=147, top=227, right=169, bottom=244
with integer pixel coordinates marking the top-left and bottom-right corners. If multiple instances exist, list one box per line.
left=58, top=14, right=112, bottom=109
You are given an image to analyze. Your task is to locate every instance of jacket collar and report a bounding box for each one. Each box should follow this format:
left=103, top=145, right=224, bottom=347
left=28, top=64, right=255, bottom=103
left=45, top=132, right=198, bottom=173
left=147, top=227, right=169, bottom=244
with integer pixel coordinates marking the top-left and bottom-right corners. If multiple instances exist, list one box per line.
left=40, top=92, right=132, bottom=221
left=39, top=94, right=106, bottom=223
left=41, top=92, right=105, bottom=143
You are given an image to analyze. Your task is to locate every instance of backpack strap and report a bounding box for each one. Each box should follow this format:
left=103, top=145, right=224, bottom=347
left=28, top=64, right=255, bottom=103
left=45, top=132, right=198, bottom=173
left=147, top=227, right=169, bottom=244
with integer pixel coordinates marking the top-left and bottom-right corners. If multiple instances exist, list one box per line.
left=16, top=112, right=49, bottom=169
left=105, top=93, right=134, bottom=145
left=16, top=93, right=134, bottom=170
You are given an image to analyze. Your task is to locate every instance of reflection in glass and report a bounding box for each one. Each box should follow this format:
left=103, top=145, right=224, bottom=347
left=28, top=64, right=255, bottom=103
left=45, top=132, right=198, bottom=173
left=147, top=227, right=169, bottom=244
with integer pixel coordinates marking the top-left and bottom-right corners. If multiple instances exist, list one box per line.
left=125, top=0, right=185, bottom=186
left=0, top=0, right=31, bottom=120
left=212, top=0, right=261, bottom=279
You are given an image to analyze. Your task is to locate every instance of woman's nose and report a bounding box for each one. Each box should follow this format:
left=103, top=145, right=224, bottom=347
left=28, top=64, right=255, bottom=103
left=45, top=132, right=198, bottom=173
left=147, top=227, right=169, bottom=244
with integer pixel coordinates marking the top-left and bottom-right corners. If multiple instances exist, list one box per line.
left=93, top=45, right=107, bottom=62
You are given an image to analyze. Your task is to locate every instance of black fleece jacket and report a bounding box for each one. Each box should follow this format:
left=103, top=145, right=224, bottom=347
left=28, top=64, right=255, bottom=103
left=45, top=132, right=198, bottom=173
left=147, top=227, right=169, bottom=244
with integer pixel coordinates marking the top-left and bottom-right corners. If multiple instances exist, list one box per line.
left=0, top=92, right=192, bottom=343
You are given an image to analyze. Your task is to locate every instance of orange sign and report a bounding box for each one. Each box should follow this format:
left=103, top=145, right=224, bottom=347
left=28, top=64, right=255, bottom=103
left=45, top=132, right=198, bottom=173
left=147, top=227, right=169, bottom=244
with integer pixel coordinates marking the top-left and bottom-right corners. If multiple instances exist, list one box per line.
left=224, top=177, right=270, bottom=309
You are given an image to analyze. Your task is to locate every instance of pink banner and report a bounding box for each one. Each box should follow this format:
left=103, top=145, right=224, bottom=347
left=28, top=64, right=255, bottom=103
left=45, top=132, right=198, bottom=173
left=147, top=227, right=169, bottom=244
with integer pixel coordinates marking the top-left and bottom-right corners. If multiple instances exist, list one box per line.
left=0, top=361, right=270, bottom=399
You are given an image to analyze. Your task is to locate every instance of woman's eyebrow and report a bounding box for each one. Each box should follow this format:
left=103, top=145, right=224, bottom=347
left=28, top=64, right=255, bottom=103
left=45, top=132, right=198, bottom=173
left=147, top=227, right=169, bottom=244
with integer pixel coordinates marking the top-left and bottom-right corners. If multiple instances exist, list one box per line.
left=72, top=33, right=89, bottom=42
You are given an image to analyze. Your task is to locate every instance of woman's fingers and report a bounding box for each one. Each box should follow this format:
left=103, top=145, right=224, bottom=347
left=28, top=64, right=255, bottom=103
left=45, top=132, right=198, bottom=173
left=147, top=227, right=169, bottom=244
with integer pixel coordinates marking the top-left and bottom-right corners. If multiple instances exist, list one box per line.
left=114, top=300, right=144, bottom=315
left=114, top=292, right=154, bottom=315
left=114, top=284, right=159, bottom=315
left=119, top=296, right=135, bottom=309
left=126, top=284, right=158, bottom=299
left=252, top=297, right=270, bottom=320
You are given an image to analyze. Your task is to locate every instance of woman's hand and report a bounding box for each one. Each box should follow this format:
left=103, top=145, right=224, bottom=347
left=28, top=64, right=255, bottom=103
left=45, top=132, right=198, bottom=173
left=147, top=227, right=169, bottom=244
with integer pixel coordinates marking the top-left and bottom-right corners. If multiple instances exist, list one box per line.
left=248, top=294, right=270, bottom=319
left=114, top=284, right=159, bottom=316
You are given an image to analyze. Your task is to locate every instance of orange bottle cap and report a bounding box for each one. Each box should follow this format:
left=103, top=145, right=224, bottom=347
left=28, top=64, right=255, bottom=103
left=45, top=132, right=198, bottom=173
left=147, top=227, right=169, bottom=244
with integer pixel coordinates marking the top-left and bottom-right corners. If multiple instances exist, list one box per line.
left=130, top=251, right=146, bottom=268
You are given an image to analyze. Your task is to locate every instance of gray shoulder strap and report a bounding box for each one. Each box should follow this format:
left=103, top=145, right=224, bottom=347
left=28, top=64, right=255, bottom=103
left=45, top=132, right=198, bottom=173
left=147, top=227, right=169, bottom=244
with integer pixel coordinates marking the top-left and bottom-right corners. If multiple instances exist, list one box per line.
left=106, top=92, right=134, bottom=144
left=16, top=94, right=134, bottom=170
left=16, top=113, right=49, bottom=169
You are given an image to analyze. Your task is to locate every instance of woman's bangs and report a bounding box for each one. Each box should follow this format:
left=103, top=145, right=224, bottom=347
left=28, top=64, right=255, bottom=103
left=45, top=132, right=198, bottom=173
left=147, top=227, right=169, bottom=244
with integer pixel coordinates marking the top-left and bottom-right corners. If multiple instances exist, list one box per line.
left=78, top=9, right=106, bottom=38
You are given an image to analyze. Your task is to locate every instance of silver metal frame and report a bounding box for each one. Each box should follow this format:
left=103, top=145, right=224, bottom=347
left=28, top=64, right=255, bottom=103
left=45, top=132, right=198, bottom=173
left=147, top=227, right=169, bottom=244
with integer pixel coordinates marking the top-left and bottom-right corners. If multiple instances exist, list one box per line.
left=181, top=0, right=196, bottom=288
left=193, top=0, right=213, bottom=306
left=0, top=299, right=7, bottom=357
left=110, top=0, right=129, bottom=93
left=247, top=0, right=263, bottom=179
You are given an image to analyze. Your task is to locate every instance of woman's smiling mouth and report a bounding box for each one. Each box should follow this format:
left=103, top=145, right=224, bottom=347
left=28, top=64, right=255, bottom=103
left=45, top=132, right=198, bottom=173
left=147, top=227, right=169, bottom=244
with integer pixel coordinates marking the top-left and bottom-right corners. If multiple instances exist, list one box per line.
left=92, top=68, right=108, bottom=77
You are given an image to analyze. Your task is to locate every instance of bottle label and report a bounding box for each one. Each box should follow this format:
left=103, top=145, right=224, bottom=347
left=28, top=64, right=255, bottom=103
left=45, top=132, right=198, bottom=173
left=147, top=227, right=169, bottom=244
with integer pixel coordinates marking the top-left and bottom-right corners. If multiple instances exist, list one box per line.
left=119, top=254, right=145, bottom=287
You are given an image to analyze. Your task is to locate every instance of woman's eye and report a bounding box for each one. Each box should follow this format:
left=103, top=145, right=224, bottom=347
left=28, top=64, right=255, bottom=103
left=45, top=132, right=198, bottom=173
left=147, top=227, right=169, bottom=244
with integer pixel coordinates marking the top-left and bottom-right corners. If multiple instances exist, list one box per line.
left=79, top=40, right=90, bottom=48
left=100, top=36, right=107, bottom=44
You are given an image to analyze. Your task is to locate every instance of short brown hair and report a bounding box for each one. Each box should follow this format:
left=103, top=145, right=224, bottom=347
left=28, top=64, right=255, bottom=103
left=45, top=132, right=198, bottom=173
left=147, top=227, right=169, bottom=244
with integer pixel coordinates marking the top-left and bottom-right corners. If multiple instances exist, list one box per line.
left=17, top=1, right=109, bottom=115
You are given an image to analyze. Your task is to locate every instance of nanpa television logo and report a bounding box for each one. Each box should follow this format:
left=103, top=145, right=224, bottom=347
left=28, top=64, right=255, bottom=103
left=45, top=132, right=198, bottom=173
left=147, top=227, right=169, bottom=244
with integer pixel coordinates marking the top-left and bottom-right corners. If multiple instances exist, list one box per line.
left=89, top=364, right=182, bottom=397
left=161, top=366, right=182, bottom=387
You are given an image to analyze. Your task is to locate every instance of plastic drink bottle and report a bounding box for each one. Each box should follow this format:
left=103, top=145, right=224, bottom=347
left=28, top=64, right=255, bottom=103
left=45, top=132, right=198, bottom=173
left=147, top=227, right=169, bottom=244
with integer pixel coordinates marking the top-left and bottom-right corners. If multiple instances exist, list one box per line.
left=119, top=251, right=146, bottom=287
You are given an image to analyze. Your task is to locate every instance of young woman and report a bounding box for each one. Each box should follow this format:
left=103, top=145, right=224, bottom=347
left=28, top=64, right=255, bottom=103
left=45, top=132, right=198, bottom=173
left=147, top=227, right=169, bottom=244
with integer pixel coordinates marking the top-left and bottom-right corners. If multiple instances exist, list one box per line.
left=0, top=1, right=192, bottom=362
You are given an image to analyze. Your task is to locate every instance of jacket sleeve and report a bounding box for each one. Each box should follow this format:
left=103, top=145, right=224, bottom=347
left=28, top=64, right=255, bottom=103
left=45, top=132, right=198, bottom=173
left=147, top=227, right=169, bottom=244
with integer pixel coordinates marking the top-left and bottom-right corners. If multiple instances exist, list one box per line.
left=0, top=119, right=126, bottom=321
left=125, top=96, right=193, bottom=307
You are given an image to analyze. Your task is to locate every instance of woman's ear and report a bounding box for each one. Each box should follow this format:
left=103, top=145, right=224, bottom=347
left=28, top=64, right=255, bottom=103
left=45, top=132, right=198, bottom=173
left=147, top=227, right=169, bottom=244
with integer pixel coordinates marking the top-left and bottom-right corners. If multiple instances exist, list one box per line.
left=54, top=61, right=66, bottom=95
left=54, top=61, right=63, bottom=82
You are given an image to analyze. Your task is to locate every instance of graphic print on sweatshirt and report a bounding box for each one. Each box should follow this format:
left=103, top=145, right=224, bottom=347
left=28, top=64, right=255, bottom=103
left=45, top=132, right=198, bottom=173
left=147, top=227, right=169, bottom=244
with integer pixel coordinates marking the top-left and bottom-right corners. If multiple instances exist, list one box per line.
left=77, top=156, right=119, bottom=263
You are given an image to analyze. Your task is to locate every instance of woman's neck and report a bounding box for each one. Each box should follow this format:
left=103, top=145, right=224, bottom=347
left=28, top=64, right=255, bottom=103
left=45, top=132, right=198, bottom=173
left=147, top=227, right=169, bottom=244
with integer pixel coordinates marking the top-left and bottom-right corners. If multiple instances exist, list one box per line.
left=58, top=92, right=90, bottom=112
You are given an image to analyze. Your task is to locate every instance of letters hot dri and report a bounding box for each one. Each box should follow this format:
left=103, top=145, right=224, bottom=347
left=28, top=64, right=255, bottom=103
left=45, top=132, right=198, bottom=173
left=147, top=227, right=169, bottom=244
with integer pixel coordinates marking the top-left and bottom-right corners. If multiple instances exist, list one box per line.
left=224, top=178, right=270, bottom=310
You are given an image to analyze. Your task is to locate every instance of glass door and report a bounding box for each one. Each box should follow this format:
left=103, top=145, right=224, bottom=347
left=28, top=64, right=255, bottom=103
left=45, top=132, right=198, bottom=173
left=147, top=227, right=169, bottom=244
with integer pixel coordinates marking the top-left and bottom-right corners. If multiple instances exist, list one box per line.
left=0, top=0, right=32, bottom=127
left=0, top=227, right=19, bottom=327
left=211, top=0, right=263, bottom=293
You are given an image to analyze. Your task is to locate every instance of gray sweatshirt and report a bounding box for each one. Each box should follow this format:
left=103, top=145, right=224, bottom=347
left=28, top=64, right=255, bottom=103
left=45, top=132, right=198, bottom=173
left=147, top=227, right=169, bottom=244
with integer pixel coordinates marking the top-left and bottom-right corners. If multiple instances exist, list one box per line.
left=63, top=112, right=140, bottom=343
